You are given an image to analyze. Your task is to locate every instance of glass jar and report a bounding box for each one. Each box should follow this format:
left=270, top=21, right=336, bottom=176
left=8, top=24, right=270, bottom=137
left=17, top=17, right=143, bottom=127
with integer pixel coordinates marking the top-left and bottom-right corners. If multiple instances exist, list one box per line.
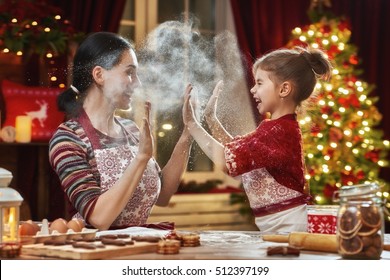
left=334, top=183, right=384, bottom=260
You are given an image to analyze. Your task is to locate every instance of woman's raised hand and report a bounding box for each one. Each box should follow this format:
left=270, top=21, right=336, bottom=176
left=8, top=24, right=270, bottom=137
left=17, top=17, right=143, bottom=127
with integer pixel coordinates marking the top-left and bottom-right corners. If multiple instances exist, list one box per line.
left=182, top=84, right=196, bottom=127
left=138, top=101, right=154, bottom=161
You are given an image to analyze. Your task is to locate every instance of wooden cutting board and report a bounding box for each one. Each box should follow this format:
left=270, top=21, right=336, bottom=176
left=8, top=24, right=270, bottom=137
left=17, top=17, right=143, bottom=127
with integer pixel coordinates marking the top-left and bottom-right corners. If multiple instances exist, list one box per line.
left=21, top=241, right=157, bottom=260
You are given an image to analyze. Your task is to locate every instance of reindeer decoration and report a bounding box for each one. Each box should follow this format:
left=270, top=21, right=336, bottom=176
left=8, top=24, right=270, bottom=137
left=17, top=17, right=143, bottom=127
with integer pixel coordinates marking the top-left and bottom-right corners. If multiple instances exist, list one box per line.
left=25, top=100, right=48, bottom=128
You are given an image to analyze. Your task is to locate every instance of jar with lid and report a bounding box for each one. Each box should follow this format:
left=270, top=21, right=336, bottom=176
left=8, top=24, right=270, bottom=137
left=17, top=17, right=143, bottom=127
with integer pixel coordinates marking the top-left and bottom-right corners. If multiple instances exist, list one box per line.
left=334, top=183, right=384, bottom=259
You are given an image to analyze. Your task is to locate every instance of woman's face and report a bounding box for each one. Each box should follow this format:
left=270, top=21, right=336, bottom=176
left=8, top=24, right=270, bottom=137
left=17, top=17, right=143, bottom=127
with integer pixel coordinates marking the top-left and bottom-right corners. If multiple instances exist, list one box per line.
left=250, top=68, right=280, bottom=116
left=101, top=49, right=141, bottom=110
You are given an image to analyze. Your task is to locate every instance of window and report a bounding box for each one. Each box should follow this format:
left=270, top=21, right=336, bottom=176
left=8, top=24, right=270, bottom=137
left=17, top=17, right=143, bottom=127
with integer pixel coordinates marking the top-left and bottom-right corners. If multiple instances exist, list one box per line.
left=118, top=0, right=246, bottom=184
left=119, top=0, right=220, bottom=45
left=118, top=0, right=135, bottom=41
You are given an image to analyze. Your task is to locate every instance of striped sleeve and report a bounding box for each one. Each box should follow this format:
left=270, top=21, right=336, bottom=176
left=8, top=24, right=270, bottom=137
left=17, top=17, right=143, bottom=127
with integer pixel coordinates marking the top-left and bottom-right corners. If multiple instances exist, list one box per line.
left=49, top=122, right=101, bottom=222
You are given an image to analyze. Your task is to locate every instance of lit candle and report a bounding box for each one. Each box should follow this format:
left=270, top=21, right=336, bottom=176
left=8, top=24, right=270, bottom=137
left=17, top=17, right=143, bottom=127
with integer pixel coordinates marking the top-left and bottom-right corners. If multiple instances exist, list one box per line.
left=15, top=116, right=32, bottom=143
left=9, top=207, right=15, bottom=241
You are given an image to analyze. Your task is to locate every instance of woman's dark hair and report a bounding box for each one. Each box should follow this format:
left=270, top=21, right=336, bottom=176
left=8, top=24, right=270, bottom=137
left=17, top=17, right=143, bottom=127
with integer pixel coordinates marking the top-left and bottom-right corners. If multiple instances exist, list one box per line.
left=253, top=47, right=332, bottom=105
left=58, top=32, right=133, bottom=117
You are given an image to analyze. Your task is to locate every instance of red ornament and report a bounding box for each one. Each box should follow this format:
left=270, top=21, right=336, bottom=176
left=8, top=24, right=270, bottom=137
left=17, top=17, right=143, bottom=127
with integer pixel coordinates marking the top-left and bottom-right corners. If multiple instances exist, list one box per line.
left=323, top=183, right=338, bottom=199
left=353, top=135, right=362, bottom=142
left=320, top=24, right=331, bottom=35
left=338, top=94, right=360, bottom=108
left=349, top=94, right=361, bottom=107
left=327, top=45, right=340, bottom=59
left=321, top=106, right=331, bottom=114
left=349, top=54, right=359, bottom=65
left=332, top=112, right=341, bottom=120
left=348, top=121, right=357, bottom=129
left=341, top=171, right=358, bottom=185
left=308, top=168, right=316, bottom=176
left=356, top=170, right=365, bottom=180
left=338, top=97, right=348, bottom=107
left=338, top=19, right=351, bottom=32
left=364, top=150, right=380, bottom=163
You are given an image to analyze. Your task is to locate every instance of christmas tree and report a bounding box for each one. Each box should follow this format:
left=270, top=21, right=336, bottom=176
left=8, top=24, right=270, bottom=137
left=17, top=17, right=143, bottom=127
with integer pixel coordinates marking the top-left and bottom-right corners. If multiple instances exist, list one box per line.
left=286, top=17, right=390, bottom=216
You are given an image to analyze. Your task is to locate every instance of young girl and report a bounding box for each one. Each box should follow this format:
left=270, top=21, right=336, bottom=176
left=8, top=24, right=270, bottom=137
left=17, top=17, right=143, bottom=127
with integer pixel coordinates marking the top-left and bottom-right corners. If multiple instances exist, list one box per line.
left=183, top=47, right=332, bottom=233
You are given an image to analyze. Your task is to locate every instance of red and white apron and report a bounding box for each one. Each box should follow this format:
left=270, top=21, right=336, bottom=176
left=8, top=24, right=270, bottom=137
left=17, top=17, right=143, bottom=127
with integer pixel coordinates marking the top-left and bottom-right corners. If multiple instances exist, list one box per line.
left=74, top=112, right=161, bottom=227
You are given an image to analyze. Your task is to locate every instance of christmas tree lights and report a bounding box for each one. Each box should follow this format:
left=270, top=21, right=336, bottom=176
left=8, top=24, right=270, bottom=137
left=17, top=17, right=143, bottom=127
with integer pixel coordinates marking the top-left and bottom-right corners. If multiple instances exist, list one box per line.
left=287, top=18, right=390, bottom=215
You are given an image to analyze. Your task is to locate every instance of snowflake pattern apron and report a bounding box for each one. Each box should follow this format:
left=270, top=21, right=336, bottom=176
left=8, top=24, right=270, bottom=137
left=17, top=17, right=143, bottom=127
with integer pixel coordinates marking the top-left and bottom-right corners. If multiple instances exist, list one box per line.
left=242, top=168, right=308, bottom=233
left=241, top=168, right=303, bottom=210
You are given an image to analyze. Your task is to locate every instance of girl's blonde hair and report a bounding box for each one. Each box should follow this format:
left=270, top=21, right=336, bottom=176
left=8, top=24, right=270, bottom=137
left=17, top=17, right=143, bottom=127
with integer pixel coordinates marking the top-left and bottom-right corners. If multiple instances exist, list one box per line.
left=253, top=47, right=332, bottom=105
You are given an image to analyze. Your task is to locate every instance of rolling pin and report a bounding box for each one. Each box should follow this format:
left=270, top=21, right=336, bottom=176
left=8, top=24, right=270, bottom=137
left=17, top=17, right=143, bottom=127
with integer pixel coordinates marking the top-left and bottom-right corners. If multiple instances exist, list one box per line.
left=288, top=232, right=338, bottom=253
left=263, top=232, right=390, bottom=253
left=262, top=232, right=338, bottom=253
left=262, top=234, right=289, bottom=243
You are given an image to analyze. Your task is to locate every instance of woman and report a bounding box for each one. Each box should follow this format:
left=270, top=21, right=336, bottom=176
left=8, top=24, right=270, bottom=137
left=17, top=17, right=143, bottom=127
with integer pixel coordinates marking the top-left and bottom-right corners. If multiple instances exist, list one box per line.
left=49, top=32, right=192, bottom=230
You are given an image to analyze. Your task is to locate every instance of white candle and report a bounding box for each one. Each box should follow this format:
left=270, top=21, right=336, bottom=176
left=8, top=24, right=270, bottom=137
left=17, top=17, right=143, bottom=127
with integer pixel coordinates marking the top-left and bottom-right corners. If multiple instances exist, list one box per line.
left=15, top=116, right=32, bottom=143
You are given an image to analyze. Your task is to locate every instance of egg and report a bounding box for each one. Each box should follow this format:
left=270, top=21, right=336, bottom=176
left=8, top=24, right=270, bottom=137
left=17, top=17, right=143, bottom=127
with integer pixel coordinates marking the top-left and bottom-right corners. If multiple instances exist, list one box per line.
left=75, top=219, right=85, bottom=230
left=49, top=218, right=68, bottom=233
left=67, top=219, right=84, bottom=232
left=26, top=220, right=40, bottom=233
left=19, top=220, right=40, bottom=236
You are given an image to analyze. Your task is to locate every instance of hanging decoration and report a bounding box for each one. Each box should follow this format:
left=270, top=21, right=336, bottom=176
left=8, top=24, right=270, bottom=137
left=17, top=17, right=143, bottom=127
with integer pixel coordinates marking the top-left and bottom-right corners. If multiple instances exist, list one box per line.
left=0, top=0, right=84, bottom=87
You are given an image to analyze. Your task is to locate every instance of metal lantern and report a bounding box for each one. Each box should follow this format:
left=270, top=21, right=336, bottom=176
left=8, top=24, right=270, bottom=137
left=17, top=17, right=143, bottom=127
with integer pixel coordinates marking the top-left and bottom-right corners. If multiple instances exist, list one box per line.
left=0, top=168, right=23, bottom=258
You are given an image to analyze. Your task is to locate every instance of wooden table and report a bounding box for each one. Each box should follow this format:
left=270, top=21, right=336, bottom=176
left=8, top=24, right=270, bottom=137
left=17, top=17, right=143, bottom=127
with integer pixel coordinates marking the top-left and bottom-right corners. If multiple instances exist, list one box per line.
left=114, top=230, right=390, bottom=260
left=17, top=229, right=390, bottom=260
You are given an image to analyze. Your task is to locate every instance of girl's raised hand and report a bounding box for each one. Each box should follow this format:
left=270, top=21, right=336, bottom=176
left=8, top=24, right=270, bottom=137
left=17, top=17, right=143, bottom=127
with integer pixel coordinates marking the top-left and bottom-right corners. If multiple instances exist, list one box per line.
left=204, top=80, right=224, bottom=121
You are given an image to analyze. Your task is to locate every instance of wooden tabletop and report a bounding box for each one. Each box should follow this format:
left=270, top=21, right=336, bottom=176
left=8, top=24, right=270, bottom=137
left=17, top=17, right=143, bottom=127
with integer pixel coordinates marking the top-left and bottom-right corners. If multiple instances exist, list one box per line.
left=16, top=230, right=390, bottom=260
left=113, top=231, right=390, bottom=260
